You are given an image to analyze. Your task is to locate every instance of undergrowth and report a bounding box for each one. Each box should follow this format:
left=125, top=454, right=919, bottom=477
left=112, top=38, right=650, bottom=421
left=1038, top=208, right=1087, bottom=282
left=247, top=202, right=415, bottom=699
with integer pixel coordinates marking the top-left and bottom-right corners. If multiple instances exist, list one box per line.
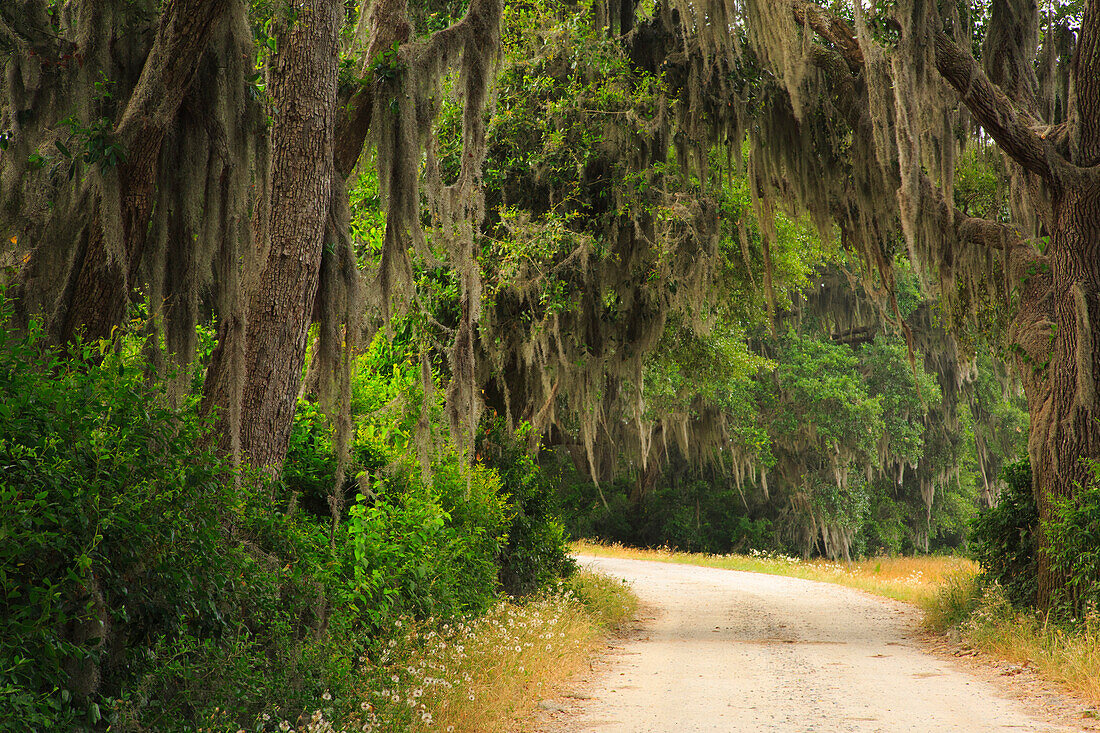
left=923, top=581, right=1100, bottom=705
left=919, top=458, right=1100, bottom=706
left=0, top=304, right=578, bottom=730
left=196, top=569, right=636, bottom=733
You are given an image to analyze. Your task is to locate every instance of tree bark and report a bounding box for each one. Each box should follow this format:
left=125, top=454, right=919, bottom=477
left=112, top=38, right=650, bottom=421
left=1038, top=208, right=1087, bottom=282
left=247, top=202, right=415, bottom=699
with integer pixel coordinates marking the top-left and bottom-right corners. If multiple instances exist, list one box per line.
left=56, top=0, right=230, bottom=344
left=1016, top=0, right=1100, bottom=609
left=1020, top=184, right=1100, bottom=608
left=206, top=0, right=341, bottom=471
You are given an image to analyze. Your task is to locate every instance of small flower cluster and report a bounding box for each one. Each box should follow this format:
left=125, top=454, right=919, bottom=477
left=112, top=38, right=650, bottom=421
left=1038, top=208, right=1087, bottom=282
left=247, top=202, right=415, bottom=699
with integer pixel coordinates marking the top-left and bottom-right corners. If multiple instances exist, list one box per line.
left=196, top=586, right=590, bottom=733
left=747, top=548, right=803, bottom=564
left=901, top=569, right=925, bottom=586
left=343, top=588, right=588, bottom=732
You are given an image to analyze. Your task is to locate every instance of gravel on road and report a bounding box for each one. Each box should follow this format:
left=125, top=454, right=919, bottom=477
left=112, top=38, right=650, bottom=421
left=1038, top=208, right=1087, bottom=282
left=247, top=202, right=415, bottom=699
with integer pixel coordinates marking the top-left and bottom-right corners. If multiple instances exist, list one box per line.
left=538, top=554, right=1087, bottom=733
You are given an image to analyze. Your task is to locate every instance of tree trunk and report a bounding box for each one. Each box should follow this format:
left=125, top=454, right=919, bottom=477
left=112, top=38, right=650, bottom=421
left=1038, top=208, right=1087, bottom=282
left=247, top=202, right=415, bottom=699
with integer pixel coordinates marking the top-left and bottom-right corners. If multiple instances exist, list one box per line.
left=53, top=0, right=230, bottom=344
left=59, top=143, right=161, bottom=343
left=205, top=0, right=341, bottom=471
left=1028, top=0, right=1100, bottom=610
left=1018, top=183, right=1100, bottom=608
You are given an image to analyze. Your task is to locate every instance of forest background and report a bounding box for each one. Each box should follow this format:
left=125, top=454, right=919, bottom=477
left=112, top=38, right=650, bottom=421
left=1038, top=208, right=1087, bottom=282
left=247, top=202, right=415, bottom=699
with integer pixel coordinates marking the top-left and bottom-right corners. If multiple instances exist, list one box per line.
left=1, top=0, right=1098, bottom=730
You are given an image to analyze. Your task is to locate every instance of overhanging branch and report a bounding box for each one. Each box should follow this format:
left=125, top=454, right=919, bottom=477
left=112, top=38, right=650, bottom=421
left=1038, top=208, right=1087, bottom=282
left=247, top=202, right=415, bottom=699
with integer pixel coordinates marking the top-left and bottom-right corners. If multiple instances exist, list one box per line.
left=790, top=0, right=863, bottom=72
left=931, top=29, right=1061, bottom=184
left=806, top=35, right=1028, bottom=256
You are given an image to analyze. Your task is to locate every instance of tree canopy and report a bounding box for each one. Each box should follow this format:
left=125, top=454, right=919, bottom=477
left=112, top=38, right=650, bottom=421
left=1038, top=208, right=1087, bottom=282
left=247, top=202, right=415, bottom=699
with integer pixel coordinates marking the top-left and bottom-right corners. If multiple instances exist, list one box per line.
left=2, top=0, right=1097, bottom=607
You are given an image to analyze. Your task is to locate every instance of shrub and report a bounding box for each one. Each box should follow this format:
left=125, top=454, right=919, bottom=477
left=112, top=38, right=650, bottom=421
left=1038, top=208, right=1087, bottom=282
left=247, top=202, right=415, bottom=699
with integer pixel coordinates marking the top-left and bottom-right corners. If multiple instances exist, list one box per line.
left=0, top=306, right=580, bottom=730
left=477, top=419, right=574, bottom=596
left=346, top=462, right=507, bottom=629
left=970, top=459, right=1037, bottom=607
left=1046, top=460, right=1100, bottom=617
left=0, top=315, right=341, bottom=730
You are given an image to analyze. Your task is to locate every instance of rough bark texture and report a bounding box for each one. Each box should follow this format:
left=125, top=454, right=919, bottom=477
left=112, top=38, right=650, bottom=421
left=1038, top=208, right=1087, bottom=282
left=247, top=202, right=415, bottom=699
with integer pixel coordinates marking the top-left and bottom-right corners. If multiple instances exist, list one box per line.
left=207, top=0, right=341, bottom=470
left=1022, top=184, right=1100, bottom=607
left=56, top=0, right=231, bottom=343
left=1025, top=2, right=1100, bottom=609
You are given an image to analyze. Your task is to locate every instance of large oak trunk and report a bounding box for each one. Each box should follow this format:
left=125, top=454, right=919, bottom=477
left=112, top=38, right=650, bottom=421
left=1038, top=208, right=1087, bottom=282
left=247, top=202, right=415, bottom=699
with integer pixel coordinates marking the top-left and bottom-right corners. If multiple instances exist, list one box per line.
left=204, top=0, right=340, bottom=471
left=1018, top=183, right=1100, bottom=608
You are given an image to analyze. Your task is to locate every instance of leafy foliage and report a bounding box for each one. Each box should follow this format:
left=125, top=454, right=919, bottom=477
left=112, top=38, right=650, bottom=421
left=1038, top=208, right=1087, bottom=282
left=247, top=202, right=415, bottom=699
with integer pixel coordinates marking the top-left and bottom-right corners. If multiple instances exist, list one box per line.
left=478, top=418, right=576, bottom=596
left=971, top=460, right=1038, bottom=608
left=1046, top=461, right=1100, bottom=617
left=0, top=311, right=338, bottom=729
left=0, top=304, right=573, bottom=730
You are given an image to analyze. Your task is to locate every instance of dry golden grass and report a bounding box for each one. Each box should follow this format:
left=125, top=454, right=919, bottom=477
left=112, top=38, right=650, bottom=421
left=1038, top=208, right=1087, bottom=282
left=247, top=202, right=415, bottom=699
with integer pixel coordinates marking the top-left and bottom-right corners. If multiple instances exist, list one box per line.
left=922, top=583, right=1100, bottom=706
left=265, top=569, right=638, bottom=733
left=573, top=539, right=978, bottom=606
left=221, top=570, right=637, bottom=733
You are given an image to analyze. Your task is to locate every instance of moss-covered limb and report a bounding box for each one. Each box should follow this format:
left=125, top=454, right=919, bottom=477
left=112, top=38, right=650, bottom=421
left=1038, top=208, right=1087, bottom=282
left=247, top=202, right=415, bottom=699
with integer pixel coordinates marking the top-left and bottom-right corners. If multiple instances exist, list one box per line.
left=113, top=0, right=230, bottom=146
left=3, top=0, right=244, bottom=347
left=753, top=0, right=1029, bottom=352
left=0, top=3, right=53, bottom=57
left=930, top=28, right=1061, bottom=184
left=788, top=0, right=863, bottom=70
left=981, top=0, right=1039, bottom=111
left=333, top=0, right=411, bottom=177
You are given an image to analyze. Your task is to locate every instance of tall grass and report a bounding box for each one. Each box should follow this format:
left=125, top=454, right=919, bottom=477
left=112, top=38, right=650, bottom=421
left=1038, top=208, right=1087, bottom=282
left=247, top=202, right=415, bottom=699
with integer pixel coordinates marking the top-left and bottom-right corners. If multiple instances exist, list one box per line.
left=574, top=540, right=977, bottom=605
left=922, top=581, right=1100, bottom=705
left=197, top=569, right=637, bottom=733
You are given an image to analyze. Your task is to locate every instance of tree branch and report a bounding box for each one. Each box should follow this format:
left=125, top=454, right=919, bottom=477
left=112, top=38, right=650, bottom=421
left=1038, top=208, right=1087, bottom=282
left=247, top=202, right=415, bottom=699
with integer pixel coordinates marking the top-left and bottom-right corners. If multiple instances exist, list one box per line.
left=334, top=0, right=501, bottom=178
left=931, top=29, right=1061, bottom=184
left=783, top=0, right=1063, bottom=183
left=951, top=210, right=1026, bottom=251
left=114, top=0, right=230, bottom=147
left=806, top=43, right=1028, bottom=255
left=59, top=0, right=231, bottom=344
left=334, top=0, right=411, bottom=177
left=789, top=0, right=863, bottom=72
left=418, top=0, right=500, bottom=63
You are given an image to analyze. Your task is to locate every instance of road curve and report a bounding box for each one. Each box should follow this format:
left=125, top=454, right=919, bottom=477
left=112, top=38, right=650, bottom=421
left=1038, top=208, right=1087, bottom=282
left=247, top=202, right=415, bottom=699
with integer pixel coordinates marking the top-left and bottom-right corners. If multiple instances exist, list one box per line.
left=543, top=554, right=1077, bottom=733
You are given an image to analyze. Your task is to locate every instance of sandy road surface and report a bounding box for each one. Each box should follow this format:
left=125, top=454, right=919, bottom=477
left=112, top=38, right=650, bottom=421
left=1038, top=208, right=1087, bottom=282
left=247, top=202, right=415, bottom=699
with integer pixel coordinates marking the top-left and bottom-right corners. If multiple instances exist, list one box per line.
left=539, top=555, right=1085, bottom=733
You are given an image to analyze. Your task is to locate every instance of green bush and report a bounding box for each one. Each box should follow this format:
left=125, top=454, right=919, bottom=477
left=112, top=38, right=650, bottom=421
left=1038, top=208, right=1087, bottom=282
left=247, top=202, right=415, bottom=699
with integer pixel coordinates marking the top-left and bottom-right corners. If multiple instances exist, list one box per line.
left=346, top=462, right=507, bottom=629
left=0, top=315, right=344, bottom=730
left=970, top=459, right=1037, bottom=607
left=477, top=419, right=574, bottom=596
left=0, top=306, right=579, bottom=730
left=1046, top=460, right=1100, bottom=617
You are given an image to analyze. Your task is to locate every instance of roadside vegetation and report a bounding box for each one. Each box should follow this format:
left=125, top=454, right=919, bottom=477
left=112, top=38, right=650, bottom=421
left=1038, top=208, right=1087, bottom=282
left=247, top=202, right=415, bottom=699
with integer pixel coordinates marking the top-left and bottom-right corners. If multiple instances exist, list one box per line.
left=574, top=541, right=975, bottom=606
left=921, top=459, right=1100, bottom=705
left=0, top=305, right=637, bottom=731
left=197, top=570, right=636, bottom=733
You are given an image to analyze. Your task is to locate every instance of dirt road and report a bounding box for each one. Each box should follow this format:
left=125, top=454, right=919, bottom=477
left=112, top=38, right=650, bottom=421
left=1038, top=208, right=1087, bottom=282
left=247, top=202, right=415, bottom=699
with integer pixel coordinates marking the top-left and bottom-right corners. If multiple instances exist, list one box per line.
left=539, top=555, right=1086, bottom=733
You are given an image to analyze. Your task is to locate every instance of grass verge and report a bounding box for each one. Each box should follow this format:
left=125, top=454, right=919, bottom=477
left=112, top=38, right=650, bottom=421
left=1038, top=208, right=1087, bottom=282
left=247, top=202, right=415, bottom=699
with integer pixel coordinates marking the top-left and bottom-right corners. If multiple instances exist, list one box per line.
left=573, top=539, right=976, bottom=606
left=208, top=570, right=637, bottom=733
left=922, top=579, right=1100, bottom=705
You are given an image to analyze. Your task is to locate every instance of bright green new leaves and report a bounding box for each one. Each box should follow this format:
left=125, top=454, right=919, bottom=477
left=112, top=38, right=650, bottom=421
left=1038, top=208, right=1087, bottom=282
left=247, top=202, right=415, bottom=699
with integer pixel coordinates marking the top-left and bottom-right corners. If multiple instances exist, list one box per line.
left=769, top=332, right=885, bottom=461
